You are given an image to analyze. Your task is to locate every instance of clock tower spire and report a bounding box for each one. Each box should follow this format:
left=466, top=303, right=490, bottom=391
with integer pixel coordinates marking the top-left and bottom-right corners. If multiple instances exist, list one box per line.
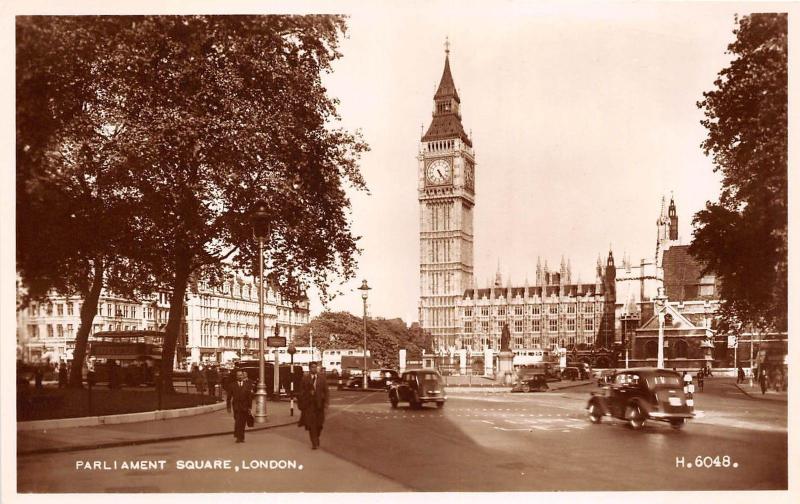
left=418, top=40, right=476, bottom=352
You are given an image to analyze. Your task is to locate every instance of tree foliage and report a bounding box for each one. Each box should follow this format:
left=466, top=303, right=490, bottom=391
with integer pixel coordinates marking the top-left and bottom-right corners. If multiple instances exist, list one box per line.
left=17, top=18, right=157, bottom=386
left=16, top=16, right=369, bottom=390
left=293, top=312, right=430, bottom=368
left=691, top=13, right=787, bottom=332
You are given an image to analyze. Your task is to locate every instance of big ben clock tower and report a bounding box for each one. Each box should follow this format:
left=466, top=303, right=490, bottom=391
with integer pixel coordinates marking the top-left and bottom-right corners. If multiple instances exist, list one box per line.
left=418, top=41, right=475, bottom=351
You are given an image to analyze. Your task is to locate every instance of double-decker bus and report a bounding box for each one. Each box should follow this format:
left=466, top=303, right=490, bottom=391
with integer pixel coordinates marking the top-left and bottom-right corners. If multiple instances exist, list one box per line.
left=88, top=330, right=164, bottom=385
left=513, top=348, right=562, bottom=381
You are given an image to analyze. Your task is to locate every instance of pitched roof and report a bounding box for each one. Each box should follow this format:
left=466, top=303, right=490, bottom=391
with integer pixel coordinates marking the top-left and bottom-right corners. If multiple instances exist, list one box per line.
left=422, top=54, right=472, bottom=147
left=422, top=114, right=471, bottom=145
left=434, top=55, right=460, bottom=102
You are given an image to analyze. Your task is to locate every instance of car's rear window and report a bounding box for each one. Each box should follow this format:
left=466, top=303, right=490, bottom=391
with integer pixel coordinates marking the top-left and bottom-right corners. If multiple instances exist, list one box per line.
left=420, top=373, right=440, bottom=382
left=648, top=374, right=681, bottom=387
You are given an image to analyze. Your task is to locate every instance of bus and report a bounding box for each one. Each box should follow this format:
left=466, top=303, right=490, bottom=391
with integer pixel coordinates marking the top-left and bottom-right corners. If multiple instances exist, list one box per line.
left=512, top=348, right=554, bottom=367
left=88, top=330, right=164, bottom=386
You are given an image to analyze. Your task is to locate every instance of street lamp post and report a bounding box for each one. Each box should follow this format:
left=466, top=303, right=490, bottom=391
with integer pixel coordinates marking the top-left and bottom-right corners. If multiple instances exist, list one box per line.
left=251, top=200, right=270, bottom=423
left=655, top=287, right=668, bottom=369
left=287, top=344, right=296, bottom=416
left=358, top=279, right=371, bottom=390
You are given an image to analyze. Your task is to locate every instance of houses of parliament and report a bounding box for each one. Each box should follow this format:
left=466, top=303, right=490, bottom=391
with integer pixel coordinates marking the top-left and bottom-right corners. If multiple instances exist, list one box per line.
left=417, top=44, right=687, bottom=361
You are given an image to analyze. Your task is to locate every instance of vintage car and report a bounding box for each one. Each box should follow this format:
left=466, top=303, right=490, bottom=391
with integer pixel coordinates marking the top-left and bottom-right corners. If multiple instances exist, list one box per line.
left=388, top=369, right=446, bottom=409
left=511, top=374, right=549, bottom=393
left=586, top=367, right=694, bottom=430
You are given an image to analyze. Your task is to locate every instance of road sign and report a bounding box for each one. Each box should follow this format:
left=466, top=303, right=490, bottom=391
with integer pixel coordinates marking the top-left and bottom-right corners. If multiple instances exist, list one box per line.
left=267, top=336, right=287, bottom=348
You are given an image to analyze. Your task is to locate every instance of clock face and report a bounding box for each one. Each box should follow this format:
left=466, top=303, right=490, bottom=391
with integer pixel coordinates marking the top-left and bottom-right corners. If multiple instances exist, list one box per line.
left=465, top=161, right=474, bottom=190
left=426, top=159, right=451, bottom=185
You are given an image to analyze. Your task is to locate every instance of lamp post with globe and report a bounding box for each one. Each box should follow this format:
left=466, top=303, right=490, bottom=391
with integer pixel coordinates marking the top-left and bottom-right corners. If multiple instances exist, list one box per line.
left=250, top=200, right=270, bottom=423
left=358, top=279, right=371, bottom=389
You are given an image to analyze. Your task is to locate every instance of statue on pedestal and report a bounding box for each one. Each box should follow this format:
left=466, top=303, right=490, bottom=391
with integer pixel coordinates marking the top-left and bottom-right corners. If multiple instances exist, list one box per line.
left=501, top=323, right=511, bottom=352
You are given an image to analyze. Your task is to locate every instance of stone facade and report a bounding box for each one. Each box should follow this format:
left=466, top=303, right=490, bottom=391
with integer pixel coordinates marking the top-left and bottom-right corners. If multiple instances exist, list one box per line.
left=18, top=274, right=309, bottom=366
left=417, top=47, right=476, bottom=350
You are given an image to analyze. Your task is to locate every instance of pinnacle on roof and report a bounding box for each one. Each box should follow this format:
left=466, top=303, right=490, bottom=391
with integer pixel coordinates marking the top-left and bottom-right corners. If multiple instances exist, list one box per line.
left=435, top=37, right=460, bottom=102
left=422, top=39, right=472, bottom=147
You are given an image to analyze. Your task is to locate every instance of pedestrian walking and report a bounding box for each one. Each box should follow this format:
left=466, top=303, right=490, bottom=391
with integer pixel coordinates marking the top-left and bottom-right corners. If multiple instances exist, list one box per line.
left=737, top=365, right=745, bottom=384
left=108, top=360, right=120, bottom=389
left=191, top=364, right=207, bottom=394
left=298, top=361, right=329, bottom=450
left=34, top=366, right=44, bottom=390
left=695, top=370, right=704, bottom=392
left=759, top=369, right=767, bottom=395
left=58, top=361, right=68, bottom=388
left=226, top=370, right=253, bottom=443
left=205, top=365, right=220, bottom=397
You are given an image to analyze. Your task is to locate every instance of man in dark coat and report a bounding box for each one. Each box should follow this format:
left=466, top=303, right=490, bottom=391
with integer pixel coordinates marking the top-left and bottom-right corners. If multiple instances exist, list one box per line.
left=298, top=362, right=329, bottom=449
left=226, top=370, right=253, bottom=443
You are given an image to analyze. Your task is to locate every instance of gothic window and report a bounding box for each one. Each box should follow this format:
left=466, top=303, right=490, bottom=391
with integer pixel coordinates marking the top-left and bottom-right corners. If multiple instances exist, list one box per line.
left=465, top=321, right=473, bottom=333
left=531, top=319, right=541, bottom=333
left=645, top=340, right=658, bottom=359
left=532, top=305, right=541, bottom=315
left=567, top=318, right=576, bottom=332
left=481, top=321, right=489, bottom=333
left=498, top=307, right=506, bottom=316
left=464, top=307, right=473, bottom=317
left=514, top=335, right=523, bottom=348
left=548, top=318, right=558, bottom=333
left=584, top=317, right=594, bottom=332
left=548, top=304, right=558, bottom=315
left=481, top=307, right=489, bottom=317
left=57, top=304, right=64, bottom=316
left=514, top=320, right=523, bottom=333
left=567, top=304, right=576, bottom=314
left=515, top=306, right=524, bottom=316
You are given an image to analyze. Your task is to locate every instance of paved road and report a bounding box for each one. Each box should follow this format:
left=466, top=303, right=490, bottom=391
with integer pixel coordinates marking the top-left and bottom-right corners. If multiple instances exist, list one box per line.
left=17, top=383, right=787, bottom=492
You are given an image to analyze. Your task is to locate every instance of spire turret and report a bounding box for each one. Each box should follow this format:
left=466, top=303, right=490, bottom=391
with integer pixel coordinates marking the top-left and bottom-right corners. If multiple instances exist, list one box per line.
left=422, top=39, right=472, bottom=147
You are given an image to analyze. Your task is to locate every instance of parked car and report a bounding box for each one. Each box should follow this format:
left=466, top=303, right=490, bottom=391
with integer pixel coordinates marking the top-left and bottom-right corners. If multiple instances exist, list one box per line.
left=511, top=374, right=549, bottom=393
left=388, top=369, right=446, bottom=409
left=346, top=369, right=400, bottom=390
left=586, top=368, right=694, bottom=430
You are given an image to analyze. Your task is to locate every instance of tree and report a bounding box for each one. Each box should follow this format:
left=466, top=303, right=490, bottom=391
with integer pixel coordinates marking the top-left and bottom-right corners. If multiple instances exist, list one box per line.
left=294, top=312, right=428, bottom=368
left=691, top=13, right=787, bottom=333
left=16, top=17, right=155, bottom=387
left=16, top=16, right=368, bottom=393
left=106, top=16, right=368, bottom=391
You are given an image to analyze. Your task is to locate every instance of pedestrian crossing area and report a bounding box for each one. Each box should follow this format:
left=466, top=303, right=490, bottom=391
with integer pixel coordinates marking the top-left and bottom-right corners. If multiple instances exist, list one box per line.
left=332, top=405, right=590, bottom=432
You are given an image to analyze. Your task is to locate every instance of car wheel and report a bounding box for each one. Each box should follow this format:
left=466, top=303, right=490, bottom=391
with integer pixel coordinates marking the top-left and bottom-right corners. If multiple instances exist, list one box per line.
left=670, top=418, right=685, bottom=430
left=588, top=403, right=602, bottom=424
left=522, top=383, right=531, bottom=393
left=625, top=403, right=645, bottom=430
left=390, top=393, right=398, bottom=409
left=436, top=401, right=444, bottom=409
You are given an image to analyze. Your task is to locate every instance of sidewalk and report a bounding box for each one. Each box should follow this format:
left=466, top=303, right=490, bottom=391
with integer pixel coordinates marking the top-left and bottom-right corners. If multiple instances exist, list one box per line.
left=18, top=401, right=298, bottom=456
left=733, top=380, right=788, bottom=402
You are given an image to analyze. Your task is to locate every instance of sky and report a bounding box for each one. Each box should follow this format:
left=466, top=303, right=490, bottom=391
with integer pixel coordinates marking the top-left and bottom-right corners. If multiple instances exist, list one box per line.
left=303, top=1, right=779, bottom=323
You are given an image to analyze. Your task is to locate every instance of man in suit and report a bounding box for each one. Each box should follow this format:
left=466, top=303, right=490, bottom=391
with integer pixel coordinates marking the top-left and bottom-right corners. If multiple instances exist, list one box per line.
left=298, top=362, right=329, bottom=449
left=226, top=370, right=253, bottom=443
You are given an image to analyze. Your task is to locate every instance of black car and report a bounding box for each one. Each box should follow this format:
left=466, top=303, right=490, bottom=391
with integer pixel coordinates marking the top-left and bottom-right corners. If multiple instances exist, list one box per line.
left=586, top=367, right=694, bottom=430
left=388, top=369, right=446, bottom=409
left=346, top=368, right=400, bottom=390
left=511, top=374, right=549, bottom=393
